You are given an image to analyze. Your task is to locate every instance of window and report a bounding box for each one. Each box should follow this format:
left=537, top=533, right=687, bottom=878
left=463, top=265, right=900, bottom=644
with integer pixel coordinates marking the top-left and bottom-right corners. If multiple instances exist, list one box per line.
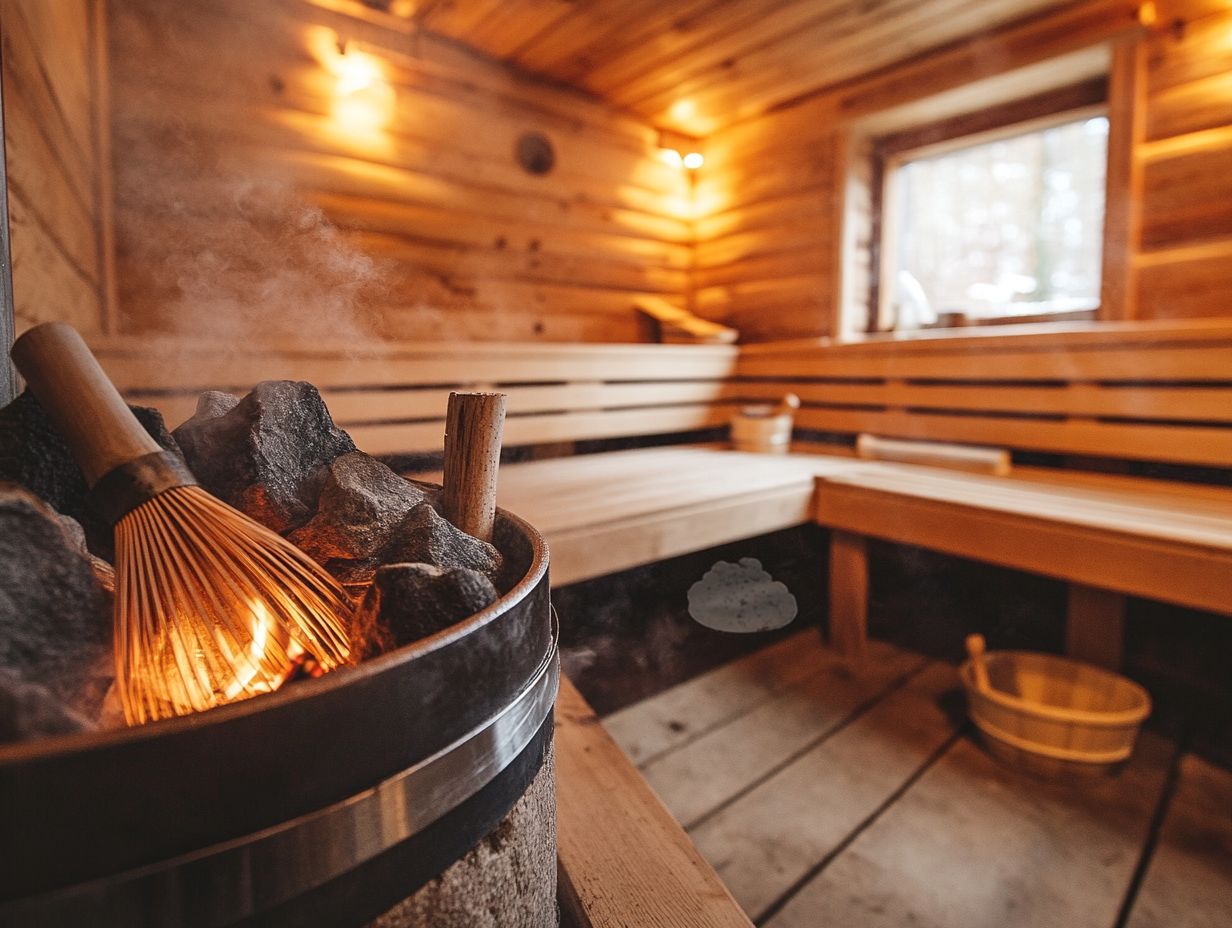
left=875, top=111, right=1109, bottom=331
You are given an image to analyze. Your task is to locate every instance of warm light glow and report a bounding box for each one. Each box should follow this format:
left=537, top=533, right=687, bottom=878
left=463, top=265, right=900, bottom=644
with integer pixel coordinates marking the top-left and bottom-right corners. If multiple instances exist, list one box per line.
left=305, top=28, right=396, bottom=135
left=682, top=151, right=704, bottom=170
left=659, top=147, right=684, bottom=167
left=333, top=51, right=396, bottom=132
left=221, top=601, right=304, bottom=700
left=669, top=99, right=697, bottom=122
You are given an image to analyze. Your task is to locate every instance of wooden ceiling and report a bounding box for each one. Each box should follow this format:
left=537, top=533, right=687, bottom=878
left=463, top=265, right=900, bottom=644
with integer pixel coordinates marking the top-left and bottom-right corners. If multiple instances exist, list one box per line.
left=399, top=0, right=1078, bottom=136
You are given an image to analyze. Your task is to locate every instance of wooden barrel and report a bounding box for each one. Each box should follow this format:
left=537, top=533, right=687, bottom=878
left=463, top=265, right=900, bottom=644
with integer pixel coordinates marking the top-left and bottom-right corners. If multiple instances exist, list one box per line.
left=0, top=509, right=556, bottom=928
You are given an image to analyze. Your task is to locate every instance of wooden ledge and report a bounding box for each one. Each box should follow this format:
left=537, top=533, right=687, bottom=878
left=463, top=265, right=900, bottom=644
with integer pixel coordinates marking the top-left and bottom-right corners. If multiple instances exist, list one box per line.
left=555, top=675, right=753, bottom=928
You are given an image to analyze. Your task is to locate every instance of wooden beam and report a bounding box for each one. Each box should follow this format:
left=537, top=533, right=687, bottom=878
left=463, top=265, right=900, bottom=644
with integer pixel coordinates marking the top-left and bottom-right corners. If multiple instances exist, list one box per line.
left=1066, top=584, right=1127, bottom=669
left=554, top=675, right=754, bottom=928
left=829, top=530, right=870, bottom=660
left=1101, top=37, right=1148, bottom=320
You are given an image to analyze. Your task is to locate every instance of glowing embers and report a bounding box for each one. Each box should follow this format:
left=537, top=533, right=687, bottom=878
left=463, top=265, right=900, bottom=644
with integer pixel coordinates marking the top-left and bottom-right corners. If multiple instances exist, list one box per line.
left=115, top=486, right=353, bottom=725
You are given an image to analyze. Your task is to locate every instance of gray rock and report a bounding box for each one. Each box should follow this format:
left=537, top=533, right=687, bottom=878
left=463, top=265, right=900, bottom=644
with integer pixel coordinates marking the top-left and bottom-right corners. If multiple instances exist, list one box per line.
left=0, top=392, right=180, bottom=556
left=0, top=669, right=95, bottom=744
left=55, top=513, right=115, bottom=593
left=0, top=484, right=112, bottom=713
left=384, top=503, right=502, bottom=577
left=194, top=390, right=239, bottom=420
left=174, top=380, right=356, bottom=532
left=287, top=453, right=433, bottom=565
left=355, top=563, right=498, bottom=655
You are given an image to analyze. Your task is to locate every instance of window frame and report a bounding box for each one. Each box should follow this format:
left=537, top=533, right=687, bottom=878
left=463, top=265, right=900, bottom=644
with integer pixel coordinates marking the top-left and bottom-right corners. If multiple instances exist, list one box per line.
left=866, top=78, right=1110, bottom=334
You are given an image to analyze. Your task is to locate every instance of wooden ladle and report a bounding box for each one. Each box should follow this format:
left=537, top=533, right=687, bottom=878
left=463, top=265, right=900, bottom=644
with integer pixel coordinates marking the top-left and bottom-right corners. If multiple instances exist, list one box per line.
left=965, top=633, right=992, bottom=693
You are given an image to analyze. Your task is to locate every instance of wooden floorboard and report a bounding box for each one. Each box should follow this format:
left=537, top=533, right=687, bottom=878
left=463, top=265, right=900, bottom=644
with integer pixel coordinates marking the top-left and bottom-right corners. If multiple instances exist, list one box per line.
left=1125, top=754, right=1232, bottom=928
left=603, top=629, right=829, bottom=767
left=639, top=640, right=929, bottom=829
left=601, top=633, right=1224, bottom=928
left=689, top=661, right=961, bottom=920
left=764, top=732, right=1177, bottom=928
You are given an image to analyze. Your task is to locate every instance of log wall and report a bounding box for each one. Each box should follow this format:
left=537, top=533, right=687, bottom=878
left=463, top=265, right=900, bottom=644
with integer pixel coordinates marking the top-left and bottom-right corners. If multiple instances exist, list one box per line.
left=1136, top=0, right=1232, bottom=319
left=106, top=0, right=692, bottom=343
left=0, top=0, right=110, bottom=336
left=695, top=0, right=1232, bottom=342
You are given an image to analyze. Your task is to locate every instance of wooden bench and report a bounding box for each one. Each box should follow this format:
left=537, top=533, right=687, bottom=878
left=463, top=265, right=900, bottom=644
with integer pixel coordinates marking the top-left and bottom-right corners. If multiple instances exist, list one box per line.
left=738, top=320, right=1232, bottom=668
left=91, top=335, right=860, bottom=586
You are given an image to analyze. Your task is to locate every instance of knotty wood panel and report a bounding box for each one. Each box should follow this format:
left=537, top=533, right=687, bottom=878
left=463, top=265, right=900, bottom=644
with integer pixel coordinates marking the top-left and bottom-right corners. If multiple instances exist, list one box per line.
left=1133, top=1, right=1232, bottom=320
left=692, top=0, right=1232, bottom=339
left=411, top=0, right=1076, bottom=136
left=107, top=0, right=691, bottom=344
left=1, top=0, right=108, bottom=335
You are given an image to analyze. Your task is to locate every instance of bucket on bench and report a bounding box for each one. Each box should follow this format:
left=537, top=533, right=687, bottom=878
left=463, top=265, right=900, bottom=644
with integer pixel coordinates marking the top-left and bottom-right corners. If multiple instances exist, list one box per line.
left=731, top=393, right=799, bottom=454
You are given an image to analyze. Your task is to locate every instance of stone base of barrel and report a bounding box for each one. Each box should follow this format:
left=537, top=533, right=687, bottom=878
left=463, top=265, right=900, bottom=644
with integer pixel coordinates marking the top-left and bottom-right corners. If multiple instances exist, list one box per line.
left=368, top=743, right=558, bottom=928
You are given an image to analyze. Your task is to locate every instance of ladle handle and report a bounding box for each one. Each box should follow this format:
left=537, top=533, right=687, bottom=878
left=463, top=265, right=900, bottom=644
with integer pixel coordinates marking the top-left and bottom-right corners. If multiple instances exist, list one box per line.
left=11, top=322, right=161, bottom=486
left=965, top=633, right=992, bottom=693
left=442, top=392, right=507, bottom=543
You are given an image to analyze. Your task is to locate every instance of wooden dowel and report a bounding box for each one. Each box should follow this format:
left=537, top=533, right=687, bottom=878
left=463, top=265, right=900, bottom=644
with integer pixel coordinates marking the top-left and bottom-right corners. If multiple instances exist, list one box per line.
left=442, top=392, right=507, bottom=542
left=965, top=634, right=991, bottom=693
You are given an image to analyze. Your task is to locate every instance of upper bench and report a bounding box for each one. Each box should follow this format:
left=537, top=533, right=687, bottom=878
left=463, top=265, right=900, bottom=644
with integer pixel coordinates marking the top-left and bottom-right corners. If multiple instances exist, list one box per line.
left=93, top=337, right=741, bottom=455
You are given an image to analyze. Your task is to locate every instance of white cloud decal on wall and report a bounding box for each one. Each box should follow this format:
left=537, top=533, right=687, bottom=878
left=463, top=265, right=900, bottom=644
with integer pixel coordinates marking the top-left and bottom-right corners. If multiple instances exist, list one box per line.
left=687, top=557, right=798, bottom=633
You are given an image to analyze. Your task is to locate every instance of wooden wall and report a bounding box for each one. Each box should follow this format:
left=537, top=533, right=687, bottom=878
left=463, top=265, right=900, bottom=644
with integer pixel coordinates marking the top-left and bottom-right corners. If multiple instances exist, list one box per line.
left=1136, top=0, right=1232, bottom=319
left=107, top=0, right=691, bottom=343
left=695, top=0, right=1232, bottom=342
left=0, top=0, right=111, bottom=336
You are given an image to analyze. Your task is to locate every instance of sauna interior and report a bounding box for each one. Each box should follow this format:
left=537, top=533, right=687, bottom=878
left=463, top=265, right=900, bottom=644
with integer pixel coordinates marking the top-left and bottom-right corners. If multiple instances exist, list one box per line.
left=1, top=0, right=1231, bottom=925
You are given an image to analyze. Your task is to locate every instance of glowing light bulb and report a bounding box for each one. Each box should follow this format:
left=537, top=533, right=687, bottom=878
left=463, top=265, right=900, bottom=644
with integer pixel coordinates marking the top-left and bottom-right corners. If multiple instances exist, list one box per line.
left=331, top=49, right=395, bottom=132
left=682, top=152, right=704, bottom=170
left=659, top=148, right=684, bottom=167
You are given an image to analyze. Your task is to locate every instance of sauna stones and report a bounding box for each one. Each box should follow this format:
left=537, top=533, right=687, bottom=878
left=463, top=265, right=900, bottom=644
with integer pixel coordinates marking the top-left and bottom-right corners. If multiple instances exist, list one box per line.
left=0, top=484, right=111, bottom=731
left=355, top=563, right=498, bottom=654
left=0, top=669, right=94, bottom=743
left=384, top=503, right=502, bottom=578
left=174, top=380, right=356, bottom=533
left=287, top=453, right=435, bottom=565
left=0, top=391, right=180, bottom=554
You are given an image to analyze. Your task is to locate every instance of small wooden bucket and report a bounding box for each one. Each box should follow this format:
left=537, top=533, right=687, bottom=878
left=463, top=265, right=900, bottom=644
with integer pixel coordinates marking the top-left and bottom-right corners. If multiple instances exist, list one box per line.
left=731, top=394, right=799, bottom=454
left=960, top=650, right=1151, bottom=777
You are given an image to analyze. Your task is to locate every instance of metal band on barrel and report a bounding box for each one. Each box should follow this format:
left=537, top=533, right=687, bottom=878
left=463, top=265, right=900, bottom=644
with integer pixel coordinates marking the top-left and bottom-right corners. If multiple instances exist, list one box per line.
left=3, top=616, right=560, bottom=927
left=89, top=450, right=199, bottom=525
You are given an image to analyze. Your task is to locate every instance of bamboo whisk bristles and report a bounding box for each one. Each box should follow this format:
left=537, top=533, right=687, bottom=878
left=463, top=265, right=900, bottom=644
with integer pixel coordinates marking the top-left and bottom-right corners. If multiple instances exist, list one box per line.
left=115, top=485, right=354, bottom=725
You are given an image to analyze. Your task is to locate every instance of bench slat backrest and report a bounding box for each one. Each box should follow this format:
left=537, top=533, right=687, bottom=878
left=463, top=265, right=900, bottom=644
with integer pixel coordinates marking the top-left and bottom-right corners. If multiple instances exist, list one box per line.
left=91, top=337, right=740, bottom=455
left=736, top=321, right=1232, bottom=469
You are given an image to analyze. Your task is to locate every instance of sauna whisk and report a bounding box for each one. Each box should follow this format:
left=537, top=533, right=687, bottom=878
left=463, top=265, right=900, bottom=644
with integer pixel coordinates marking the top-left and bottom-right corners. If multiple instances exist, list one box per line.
left=12, top=323, right=353, bottom=724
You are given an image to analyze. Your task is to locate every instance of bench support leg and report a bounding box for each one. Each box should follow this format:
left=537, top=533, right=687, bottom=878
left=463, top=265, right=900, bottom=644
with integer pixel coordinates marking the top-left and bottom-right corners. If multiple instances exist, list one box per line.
left=829, top=531, right=869, bottom=661
left=1066, top=585, right=1125, bottom=670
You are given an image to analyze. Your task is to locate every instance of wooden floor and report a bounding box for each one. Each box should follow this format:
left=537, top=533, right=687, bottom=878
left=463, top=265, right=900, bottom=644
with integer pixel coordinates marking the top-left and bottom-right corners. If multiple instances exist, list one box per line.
left=602, top=630, right=1232, bottom=927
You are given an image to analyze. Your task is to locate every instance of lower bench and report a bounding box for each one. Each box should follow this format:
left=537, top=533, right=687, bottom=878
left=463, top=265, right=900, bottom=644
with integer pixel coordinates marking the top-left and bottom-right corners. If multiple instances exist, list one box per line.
left=815, top=462, right=1232, bottom=668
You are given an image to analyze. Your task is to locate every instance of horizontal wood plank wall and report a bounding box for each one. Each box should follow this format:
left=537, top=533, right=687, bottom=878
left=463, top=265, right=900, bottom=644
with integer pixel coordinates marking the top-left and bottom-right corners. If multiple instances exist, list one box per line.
left=693, top=0, right=1232, bottom=342
left=735, top=321, right=1232, bottom=467
left=106, top=0, right=691, bottom=345
left=90, top=336, right=740, bottom=454
left=1, top=0, right=108, bottom=336
left=1136, top=0, right=1232, bottom=319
